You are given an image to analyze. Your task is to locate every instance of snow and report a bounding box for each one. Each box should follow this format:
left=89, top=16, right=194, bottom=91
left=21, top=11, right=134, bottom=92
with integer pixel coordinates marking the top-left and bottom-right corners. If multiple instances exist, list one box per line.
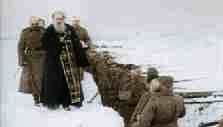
left=0, top=40, right=124, bottom=127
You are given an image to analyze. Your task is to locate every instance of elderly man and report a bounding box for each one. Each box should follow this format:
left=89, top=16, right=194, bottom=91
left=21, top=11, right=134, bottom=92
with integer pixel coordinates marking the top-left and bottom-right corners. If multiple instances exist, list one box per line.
left=130, top=76, right=185, bottom=127
left=18, top=16, right=45, bottom=106
left=40, top=11, right=89, bottom=110
left=71, top=16, right=92, bottom=48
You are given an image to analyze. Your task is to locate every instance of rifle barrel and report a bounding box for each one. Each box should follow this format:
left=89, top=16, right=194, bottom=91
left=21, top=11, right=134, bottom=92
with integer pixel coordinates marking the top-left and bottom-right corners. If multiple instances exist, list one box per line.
left=199, top=121, right=218, bottom=127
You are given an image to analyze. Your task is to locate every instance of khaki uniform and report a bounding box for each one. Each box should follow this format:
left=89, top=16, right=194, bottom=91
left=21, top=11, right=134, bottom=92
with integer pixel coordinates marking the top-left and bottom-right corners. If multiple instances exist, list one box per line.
left=218, top=123, right=223, bottom=127
left=74, top=25, right=92, bottom=80
left=131, top=93, right=185, bottom=127
left=18, top=26, right=45, bottom=103
left=75, top=26, right=91, bottom=47
left=129, top=92, right=151, bottom=124
left=218, top=120, right=223, bottom=127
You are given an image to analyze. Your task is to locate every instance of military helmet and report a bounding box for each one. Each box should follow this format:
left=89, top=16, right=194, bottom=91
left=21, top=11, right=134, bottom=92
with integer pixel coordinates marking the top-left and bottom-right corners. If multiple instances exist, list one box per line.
left=147, top=67, right=159, bottom=83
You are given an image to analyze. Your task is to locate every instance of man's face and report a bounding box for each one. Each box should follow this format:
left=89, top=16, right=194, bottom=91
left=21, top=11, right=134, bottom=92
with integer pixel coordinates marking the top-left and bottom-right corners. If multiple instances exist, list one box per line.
left=53, top=15, right=65, bottom=26
left=53, top=14, right=66, bottom=32
left=160, top=84, right=173, bottom=95
left=72, top=19, right=80, bottom=26
left=38, top=20, right=45, bottom=27
left=31, top=22, right=39, bottom=27
left=30, top=17, right=39, bottom=27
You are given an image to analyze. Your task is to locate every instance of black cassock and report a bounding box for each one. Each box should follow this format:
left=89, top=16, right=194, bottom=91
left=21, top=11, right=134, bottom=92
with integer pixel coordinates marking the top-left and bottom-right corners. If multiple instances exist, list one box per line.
left=40, top=24, right=89, bottom=108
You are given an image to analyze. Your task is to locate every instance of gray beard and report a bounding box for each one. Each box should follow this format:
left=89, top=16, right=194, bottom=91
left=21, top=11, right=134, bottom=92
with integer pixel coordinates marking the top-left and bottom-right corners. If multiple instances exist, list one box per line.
left=53, top=23, right=66, bottom=33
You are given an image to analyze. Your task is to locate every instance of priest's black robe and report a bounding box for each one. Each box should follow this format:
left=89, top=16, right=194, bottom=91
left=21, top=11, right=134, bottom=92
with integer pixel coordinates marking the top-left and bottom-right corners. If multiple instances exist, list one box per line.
left=40, top=24, right=89, bottom=108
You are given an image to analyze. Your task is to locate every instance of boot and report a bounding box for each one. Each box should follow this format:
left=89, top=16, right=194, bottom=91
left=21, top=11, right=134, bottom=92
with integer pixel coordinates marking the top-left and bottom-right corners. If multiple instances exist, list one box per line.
left=33, top=95, right=40, bottom=107
left=48, top=105, right=59, bottom=110
left=63, top=105, right=71, bottom=111
left=71, top=102, right=82, bottom=108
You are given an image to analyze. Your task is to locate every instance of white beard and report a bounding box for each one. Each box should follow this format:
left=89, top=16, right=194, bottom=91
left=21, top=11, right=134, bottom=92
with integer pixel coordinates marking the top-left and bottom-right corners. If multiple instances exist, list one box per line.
left=53, top=23, right=66, bottom=33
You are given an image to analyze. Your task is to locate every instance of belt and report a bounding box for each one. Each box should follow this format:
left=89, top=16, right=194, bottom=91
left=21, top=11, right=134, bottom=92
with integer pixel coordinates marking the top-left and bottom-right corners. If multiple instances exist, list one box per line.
left=25, top=48, right=45, bottom=55
left=26, top=47, right=43, bottom=51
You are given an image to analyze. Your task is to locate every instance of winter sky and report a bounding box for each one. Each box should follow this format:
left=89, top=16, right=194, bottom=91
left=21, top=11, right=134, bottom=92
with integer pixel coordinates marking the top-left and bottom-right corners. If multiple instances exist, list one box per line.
left=1, top=0, right=223, bottom=39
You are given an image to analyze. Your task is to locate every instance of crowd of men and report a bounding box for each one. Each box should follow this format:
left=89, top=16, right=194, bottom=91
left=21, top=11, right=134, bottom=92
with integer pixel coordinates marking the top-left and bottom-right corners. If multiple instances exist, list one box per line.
left=18, top=11, right=91, bottom=111
left=17, top=10, right=223, bottom=127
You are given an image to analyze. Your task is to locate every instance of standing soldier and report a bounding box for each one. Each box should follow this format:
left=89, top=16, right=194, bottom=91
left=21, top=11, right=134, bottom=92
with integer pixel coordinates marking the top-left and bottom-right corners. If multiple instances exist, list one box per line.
left=18, top=16, right=45, bottom=106
left=130, top=76, right=185, bottom=127
left=71, top=16, right=92, bottom=79
left=129, top=67, right=159, bottom=125
left=71, top=16, right=92, bottom=49
left=38, top=18, right=46, bottom=28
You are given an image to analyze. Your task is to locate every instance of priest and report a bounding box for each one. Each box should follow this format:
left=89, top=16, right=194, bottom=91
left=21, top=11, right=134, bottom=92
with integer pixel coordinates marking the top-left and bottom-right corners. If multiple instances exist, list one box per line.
left=40, top=11, right=89, bottom=110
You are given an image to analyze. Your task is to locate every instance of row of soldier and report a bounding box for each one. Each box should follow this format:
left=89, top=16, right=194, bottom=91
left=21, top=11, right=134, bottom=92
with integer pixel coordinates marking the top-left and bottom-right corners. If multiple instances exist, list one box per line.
left=17, top=10, right=223, bottom=127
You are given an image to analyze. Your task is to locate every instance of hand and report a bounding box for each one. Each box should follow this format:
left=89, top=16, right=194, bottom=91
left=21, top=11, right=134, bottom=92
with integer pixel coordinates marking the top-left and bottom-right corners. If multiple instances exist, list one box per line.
left=85, top=66, right=92, bottom=73
left=80, top=41, right=88, bottom=48
left=118, top=91, right=132, bottom=100
left=131, top=122, right=139, bottom=127
left=19, top=61, right=28, bottom=67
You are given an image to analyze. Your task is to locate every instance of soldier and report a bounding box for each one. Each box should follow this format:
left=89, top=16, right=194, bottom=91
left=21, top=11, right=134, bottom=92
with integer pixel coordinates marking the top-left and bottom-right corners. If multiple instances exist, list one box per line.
left=38, top=18, right=46, bottom=28
left=130, top=76, right=185, bottom=127
left=71, top=16, right=92, bottom=48
left=71, top=16, right=93, bottom=78
left=218, top=119, right=223, bottom=127
left=18, top=16, right=45, bottom=106
left=129, top=67, right=159, bottom=125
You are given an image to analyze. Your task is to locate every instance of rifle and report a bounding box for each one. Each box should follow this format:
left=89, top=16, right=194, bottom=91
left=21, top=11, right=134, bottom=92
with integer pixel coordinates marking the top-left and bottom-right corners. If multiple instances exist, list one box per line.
left=87, top=92, right=99, bottom=103
left=173, top=77, right=207, bottom=83
left=198, top=121, right=219, bottom=127
left=185, top=100, right=223, bottom=104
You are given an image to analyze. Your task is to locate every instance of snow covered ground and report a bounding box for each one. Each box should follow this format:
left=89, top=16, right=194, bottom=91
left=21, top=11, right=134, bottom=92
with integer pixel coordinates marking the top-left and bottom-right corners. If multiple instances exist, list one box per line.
left=0, top=40, right=124, bottom=127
